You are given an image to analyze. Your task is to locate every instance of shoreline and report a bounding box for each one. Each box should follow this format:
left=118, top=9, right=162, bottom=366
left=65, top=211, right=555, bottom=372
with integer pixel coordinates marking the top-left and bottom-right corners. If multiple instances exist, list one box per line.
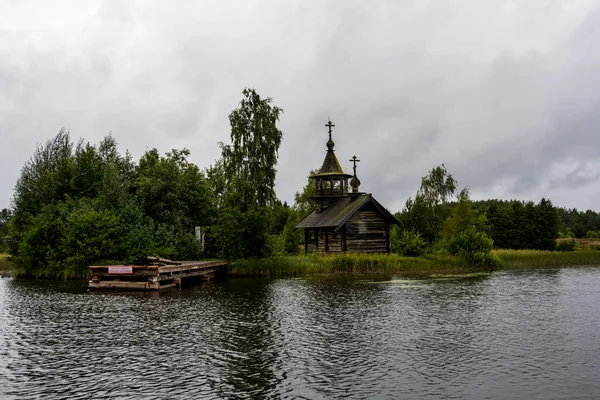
left=3, top=250, right=600, bottom=280
left=227, top=250, right=600, bottom=278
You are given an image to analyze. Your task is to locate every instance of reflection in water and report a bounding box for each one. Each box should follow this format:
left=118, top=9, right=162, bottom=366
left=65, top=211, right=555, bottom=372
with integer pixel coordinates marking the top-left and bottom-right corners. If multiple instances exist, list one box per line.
left=1, top=269, right=600, bottom=399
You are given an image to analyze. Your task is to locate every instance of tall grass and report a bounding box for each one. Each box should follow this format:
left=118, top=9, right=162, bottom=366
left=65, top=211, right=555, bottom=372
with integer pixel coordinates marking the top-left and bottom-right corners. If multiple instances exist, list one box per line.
left=0, top=253, right=13, bottom=276
left=494, top=249, right=600, bottom=269
left=229, top=253, right=485, bottom=278
left=229, top=249, right=600, bottom=278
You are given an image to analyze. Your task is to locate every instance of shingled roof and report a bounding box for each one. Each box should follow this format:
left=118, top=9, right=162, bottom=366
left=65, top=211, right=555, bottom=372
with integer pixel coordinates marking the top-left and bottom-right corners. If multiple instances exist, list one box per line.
left=319, top=148, right=345, bottom=174
left=296, top=194, right=400, bottom=229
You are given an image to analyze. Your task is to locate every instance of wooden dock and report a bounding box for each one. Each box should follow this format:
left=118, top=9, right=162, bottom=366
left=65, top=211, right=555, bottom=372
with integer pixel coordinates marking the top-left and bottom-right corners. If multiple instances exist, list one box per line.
left=88, top=259, right=228, bottom=291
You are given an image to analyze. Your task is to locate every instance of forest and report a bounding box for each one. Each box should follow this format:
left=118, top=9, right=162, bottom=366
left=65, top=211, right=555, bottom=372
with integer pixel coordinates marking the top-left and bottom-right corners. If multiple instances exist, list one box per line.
left=0, top=89, right=599, bottom=278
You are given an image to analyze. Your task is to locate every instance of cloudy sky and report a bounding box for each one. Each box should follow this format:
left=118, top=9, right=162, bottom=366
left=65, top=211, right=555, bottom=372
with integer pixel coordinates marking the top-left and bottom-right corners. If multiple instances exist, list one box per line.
left=1, top=0, right=600, bottom=213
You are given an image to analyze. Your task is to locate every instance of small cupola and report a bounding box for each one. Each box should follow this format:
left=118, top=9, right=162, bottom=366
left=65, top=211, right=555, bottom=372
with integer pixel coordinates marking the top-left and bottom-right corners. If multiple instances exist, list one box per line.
left=349, top=155, right=362, bottom=197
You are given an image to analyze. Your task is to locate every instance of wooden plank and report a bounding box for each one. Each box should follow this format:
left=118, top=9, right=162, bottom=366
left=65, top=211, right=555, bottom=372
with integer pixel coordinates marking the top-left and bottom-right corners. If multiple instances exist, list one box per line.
left=157, top=268, right=219, bottom=281
left=89, top=265, right=159, bottom=272
left=157, top=260, right=227, bottom=273
left=145, top=256, right=182, bottom=265
left=91, top=270, right=159, bottom=279
left=108, top=266, right=133, bottom=275
left=158, top=283, right=177, bottom=290
left=88, top=280, right=159, bottom=290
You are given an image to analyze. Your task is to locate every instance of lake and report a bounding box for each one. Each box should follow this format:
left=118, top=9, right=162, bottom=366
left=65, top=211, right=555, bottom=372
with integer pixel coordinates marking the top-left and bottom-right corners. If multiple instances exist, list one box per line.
left=1, top=268, right=600, bottom=399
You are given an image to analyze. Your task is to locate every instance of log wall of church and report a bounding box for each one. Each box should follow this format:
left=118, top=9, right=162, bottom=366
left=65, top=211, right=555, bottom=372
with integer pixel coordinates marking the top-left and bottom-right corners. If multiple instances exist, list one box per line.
left=345, top=208, right=390, bottom=253
left=305, top=228, right=344, bottom=254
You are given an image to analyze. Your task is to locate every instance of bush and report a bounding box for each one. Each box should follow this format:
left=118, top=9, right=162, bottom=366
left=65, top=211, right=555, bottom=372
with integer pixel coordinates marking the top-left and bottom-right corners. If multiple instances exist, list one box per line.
left=392, top=229, right=427, bottom=257
left=446, top=227, right=499, bottom=268
left=266, top=234, right=285, bottom=256
left=556, top=239, right=576, bottom=252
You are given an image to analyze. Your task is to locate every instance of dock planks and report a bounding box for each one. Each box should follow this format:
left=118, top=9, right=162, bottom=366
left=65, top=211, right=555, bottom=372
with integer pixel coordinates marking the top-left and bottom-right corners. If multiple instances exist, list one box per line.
left=88, top=260, right=228, bottom=291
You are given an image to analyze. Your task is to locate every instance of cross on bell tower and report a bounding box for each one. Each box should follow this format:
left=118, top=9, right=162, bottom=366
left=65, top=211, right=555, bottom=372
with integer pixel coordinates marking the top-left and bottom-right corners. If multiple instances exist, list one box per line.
left=350, top=155, right=360, bottom=176
left=325, top=120, right=336, bottom=150
left=349, top=155, right=361, bottom=194
left=325, top=120, right=335, bottom=140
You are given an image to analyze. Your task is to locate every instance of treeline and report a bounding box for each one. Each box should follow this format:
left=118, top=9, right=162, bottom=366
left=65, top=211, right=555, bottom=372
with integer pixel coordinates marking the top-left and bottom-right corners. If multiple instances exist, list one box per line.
left=5, top=131, right=217, bottom=277
left=556, top=208, right=600, bottom=238
left=472, top=199, right=558, bottom=250
left=472, top=200, right=600, bottom=243
left=392, top=164, right=581, bottom=266
left=3, top=88, right=297, bottom=278
left=393, top=165, right=500, bottom=267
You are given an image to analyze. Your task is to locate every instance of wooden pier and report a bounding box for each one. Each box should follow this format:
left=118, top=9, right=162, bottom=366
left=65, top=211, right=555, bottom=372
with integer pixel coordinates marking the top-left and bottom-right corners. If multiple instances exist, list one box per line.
left=88, top=259, right=228, bottom=291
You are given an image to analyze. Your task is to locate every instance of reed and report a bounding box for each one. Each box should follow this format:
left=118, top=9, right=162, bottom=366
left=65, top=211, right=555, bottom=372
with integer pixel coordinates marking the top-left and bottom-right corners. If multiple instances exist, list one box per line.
left=229, top=253, right=483, bottom=278
left=229, top=249, right=600, bottom=278
left=493, top=249, right=600, bottom=269
left=0, top=253, right=13, bottom=276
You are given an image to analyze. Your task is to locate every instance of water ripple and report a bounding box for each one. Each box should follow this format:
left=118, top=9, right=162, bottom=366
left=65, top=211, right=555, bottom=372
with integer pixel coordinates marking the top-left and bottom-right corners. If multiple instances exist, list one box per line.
left=1, top=270, right=600, bottom=398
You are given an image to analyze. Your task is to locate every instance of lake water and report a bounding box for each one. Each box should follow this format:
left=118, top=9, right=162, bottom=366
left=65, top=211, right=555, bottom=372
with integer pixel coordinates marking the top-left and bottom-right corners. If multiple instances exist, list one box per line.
left=1, top=268, right=600, bottom=399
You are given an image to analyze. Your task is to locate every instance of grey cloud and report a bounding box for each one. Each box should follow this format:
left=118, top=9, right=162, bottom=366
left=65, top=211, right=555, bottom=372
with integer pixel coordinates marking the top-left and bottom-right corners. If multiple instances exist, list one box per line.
left=1, top=0, right=600, bottom=214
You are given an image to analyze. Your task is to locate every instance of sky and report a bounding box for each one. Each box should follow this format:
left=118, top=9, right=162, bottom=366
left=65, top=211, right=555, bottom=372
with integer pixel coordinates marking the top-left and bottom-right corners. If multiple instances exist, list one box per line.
left=1, top=0, right=600, bottom=213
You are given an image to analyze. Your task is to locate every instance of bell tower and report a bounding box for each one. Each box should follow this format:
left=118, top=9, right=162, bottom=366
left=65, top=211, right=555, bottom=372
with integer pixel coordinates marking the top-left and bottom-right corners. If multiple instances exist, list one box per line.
left=311, top=120, right=353, bottom=213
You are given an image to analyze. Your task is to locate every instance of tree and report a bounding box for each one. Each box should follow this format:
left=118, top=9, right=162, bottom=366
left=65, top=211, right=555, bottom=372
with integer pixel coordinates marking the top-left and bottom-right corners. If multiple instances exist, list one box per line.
left=219, top=88, right=283, bottom=209
left=474, top=198, right=558, bottom=250
left=418, top=164, right=457, bottom=212
left=134, top=148, right=214, bottom=229
left=441, top=187, right=497, bottom=267
left=398, top=164, right=457, bottom=242
left=0, top=208, right=10, bottom=252
left=214, top=88, right=284, bottom=258
left=293, top=169, right=318, bottom=219
left=7, top=129, right=216, bottom=277
left=442, top=188, right=478, bottom=238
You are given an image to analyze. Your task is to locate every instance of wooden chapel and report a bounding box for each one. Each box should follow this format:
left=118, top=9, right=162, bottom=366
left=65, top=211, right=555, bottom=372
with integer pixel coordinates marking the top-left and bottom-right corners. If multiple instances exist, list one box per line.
left=296, top=121, right=400, bottom=254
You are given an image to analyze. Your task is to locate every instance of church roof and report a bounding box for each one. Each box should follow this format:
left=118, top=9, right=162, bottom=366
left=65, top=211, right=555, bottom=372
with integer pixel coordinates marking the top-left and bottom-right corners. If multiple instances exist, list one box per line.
left=319, top=149, right=345, bottom=174
left=312, top=119, right=352, bottom=178
left=296, top=193, right=400, bottom=229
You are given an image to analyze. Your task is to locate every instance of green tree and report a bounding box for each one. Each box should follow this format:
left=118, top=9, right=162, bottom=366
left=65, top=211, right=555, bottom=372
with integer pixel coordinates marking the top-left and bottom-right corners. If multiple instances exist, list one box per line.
left=0, top=208, right=11, bottom=252
left=293, top=169, right=318, bottom=218
left=442, top=188, right=489, bottom=239
left=280, top=169, right=320, bottom=255
left=134, top=148, right=214, bottom=229
left=475, top=198, right=558, bottom=250
left=441, top=188, right=497, bottom=267
left=214, top=88, right=284, bottom=258
left=398, top=164, right=457, bottom=242
left=7, top=129, right=216, bottom=277
left=219, top=88, right=283, bottom=209
left=418, top=164, right=457, bottom=211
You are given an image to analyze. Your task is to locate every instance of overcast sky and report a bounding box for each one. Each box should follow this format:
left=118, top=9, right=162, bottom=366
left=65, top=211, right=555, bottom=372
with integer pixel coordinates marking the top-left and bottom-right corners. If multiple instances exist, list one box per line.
left=1, top=0, right=600, bottom=213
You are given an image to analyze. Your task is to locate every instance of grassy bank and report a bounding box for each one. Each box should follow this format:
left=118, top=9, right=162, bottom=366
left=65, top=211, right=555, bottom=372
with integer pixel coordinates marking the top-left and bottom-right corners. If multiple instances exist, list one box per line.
left=229, top=249, right=600, bottom=278
left=494, top=249, right=600, bottom=269
left=6, top=248, right=600, bottom=280
left=0, top=253, right=13, bottom=276
left=230, top=253, right=485, bottom=278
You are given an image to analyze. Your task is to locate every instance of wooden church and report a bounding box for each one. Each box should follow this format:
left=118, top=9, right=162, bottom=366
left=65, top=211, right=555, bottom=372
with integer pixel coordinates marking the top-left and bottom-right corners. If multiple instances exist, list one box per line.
left=296, top=121, right=400, bottom=254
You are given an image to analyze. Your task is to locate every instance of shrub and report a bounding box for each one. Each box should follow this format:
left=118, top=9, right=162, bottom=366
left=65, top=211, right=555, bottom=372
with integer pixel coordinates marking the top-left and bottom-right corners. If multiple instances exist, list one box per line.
left=392, top=229, right=427, bottom=257
left=556, top=239, right=576, bottom=252
left=446, top=227, right=499, bottom=268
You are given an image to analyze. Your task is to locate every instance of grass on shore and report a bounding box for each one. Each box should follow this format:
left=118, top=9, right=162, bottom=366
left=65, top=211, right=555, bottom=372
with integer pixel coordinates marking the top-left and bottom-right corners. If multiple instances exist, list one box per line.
left=494, top=249, right=600, bottom=269
left=557, top=237, right=600, bottom=251
left=229, top=248, right=600, bottom=278
left=0, top=253, right=13, bottom=276
left=230, top=252, right=487, bottom=278
left=4, top=247, right=600, bottom=280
